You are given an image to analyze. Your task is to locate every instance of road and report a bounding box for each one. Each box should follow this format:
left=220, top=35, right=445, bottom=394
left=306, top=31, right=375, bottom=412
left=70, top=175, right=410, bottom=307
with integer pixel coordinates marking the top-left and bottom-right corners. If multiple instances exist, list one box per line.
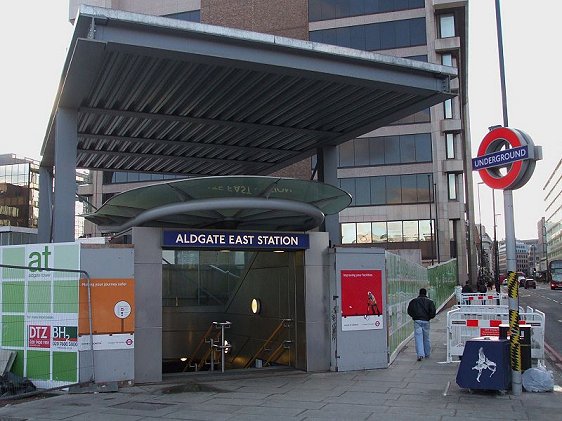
left=518, top=282, right=562, bottom=383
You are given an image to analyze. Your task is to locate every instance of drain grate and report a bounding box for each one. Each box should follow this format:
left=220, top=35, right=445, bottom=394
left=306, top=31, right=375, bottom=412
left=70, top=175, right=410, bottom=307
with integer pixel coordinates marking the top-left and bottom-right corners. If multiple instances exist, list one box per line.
left=110, top=401, right=174, bottom=411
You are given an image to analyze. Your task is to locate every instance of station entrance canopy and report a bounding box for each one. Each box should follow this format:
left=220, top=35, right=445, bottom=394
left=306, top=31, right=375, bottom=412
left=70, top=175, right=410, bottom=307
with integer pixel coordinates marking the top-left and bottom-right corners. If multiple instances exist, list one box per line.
left=84, top=176, right=352, bottom=234
left=39, top=6, right=457, bottom=242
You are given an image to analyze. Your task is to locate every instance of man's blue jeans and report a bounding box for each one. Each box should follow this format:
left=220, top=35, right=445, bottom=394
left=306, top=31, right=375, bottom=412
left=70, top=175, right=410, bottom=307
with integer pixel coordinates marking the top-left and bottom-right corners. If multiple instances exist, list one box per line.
left=414, top=320, right=431, bottom=358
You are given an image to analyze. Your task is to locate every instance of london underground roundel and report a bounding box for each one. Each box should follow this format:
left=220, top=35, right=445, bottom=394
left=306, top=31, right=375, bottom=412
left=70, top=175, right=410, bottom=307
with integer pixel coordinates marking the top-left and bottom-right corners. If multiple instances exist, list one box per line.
left=472, top=127, right=538, bottom=190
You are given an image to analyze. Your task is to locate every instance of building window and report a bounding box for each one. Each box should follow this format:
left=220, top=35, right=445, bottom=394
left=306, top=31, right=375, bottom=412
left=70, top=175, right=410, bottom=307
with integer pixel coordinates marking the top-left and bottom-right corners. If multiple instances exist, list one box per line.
left=439, top=14, right=455, bottom=38
left=102, top=171, right=186, bottom=185
left=340, top=219, right=436, bottom=260
left=339, top=173, right=433, bottom=207
left=444, top=99, right=453, bottom=119
left=308, top=0, right=425, bottom=22
left=448, top=173, right=457, bottom=200
left=338, top=133, right=432, bottom=168
left=441, top=53, right=453, bottom=67
left=163, top=10, right=200, bottom=22
left=341, top=223, right=357, bottom=243
left=357, top=222, right=372, bottom=243
left=309, top=17, right=427, bottom=51
left=446, top=133, right=455, bottom=159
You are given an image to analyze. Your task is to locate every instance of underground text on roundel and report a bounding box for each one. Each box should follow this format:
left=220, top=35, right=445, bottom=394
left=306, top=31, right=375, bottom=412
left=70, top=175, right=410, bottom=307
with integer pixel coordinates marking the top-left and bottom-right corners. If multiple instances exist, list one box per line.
left=471, top=145, right=528, bottom=171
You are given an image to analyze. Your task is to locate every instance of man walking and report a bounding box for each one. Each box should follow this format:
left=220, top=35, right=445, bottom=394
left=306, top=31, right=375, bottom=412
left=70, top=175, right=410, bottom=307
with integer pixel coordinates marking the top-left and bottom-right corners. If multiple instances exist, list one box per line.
left=407, top=288, right=436, bottom=361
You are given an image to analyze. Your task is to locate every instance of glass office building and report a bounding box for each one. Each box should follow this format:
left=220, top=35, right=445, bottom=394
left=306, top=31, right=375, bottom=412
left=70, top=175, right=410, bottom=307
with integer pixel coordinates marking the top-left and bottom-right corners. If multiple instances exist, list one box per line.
left=0, top=154, right=40, bottom=229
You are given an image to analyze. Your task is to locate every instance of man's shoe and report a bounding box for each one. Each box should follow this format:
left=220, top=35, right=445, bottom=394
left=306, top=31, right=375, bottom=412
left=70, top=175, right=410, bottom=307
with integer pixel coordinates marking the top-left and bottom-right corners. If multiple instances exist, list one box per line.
left=417, top=356, right=423, bottom=361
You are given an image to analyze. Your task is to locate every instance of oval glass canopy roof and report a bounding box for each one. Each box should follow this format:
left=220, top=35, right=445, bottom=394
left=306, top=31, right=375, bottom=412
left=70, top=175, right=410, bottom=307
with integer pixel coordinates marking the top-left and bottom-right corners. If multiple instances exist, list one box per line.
left=84, top=176, right=352, bottom=233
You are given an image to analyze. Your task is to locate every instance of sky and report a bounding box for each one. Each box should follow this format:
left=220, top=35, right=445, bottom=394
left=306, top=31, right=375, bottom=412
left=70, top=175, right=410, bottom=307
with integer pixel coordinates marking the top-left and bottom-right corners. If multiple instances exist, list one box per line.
left=1, top=1, right=560, bottom=241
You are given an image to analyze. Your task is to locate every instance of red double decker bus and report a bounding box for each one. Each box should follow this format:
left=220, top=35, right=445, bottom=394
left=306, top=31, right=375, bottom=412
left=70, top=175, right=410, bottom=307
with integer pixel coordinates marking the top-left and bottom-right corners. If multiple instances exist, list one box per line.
left=547, top=260, right=562, bottom=290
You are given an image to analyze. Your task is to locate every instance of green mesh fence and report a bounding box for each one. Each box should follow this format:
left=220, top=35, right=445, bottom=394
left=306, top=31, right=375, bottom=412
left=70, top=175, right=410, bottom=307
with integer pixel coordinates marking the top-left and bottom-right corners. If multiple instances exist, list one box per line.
left=427, top=259, right=458, bottom=310
left=386, top=253, right=457, bottom=358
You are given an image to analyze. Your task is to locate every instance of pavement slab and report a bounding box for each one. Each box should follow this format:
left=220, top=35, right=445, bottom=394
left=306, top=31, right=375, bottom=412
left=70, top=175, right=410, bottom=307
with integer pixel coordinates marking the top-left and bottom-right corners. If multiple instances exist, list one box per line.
left=1, top=308, right=561, bottom=420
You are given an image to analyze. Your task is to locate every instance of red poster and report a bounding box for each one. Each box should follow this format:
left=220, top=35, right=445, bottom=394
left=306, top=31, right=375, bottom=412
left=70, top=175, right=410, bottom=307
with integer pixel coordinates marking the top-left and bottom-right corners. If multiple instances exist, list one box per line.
left=480, top=328, right=499, bottom=337
left=28, top=325, right=51, bottom=348
left=341, top=270, right=383, bottom=317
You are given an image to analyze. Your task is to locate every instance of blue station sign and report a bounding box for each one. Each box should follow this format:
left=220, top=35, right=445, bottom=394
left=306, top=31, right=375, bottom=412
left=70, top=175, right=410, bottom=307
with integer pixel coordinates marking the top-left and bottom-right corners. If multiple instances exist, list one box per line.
left=163, top=230, right=310, bottom=250
left=471, top=145, right=528, bottom=171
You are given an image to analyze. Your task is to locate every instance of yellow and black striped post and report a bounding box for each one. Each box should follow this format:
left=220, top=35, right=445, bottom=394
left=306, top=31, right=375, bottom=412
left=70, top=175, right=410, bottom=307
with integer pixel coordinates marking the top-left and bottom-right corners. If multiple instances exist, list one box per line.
left=507, top=270, right=521, bottom=393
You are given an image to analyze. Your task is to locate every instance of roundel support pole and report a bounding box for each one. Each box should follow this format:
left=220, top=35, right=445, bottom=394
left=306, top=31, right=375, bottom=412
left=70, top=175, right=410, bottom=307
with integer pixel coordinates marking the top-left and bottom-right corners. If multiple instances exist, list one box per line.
left=504, top=190, right=521, bottom=395
left=495, top=0, right=521, bottom=395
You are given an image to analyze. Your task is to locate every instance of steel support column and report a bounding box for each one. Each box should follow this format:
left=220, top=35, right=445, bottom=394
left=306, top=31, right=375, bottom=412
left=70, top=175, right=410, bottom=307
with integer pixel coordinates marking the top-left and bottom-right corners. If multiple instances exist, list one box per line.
left=38, top=165, right=54, bottom=243
left=53, top=108, right=78, bottom=242
left=317, top=146, right=339, bottom=246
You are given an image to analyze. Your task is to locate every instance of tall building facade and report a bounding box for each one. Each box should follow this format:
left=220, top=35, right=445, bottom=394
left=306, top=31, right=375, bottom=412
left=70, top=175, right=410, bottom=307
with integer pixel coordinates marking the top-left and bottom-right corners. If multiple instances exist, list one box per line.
left=544, top=158, right=562, bottom=262
left=0, top=154, right=40, bottom=229
left=0, top=154, right=40, bottom=245
left=70, top=1, right=474, bottom=281
left=498, top=240, right=538, bottom=276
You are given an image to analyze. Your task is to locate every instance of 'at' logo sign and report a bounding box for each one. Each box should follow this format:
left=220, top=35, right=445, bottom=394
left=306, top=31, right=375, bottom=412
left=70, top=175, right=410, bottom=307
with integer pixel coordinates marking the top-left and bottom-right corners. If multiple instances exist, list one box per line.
left=28, top=325, right=51, bottom=348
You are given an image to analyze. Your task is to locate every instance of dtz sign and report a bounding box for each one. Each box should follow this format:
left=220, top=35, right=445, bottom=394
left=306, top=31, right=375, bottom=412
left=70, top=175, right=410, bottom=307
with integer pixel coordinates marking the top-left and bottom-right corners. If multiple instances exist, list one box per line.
left=28, top=325, right=51, bottom=348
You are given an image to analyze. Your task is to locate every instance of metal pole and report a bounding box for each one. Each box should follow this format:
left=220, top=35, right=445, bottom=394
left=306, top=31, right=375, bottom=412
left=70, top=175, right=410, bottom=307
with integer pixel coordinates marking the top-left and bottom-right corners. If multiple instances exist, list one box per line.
left=493, top=190, right=500, bottom=292
left=495, top=0, right=509, bottom=128
left=220, top=325, right=226, bottom=373
left=494, top=0, right=521, bottom=395
left=85, top=273, right=95, bottom=383
left=477, top=183, right=484, bottom=283
left=434, top=182, right=440, bottom=263
left=505, top=190, right=521, bottom=395
left=428, top=174, right=434, bottom=265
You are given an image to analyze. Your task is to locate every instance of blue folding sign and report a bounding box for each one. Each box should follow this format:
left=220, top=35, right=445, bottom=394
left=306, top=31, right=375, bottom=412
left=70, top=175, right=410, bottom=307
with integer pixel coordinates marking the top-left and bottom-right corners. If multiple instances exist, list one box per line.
left=163, top=230, right=310, bottom=250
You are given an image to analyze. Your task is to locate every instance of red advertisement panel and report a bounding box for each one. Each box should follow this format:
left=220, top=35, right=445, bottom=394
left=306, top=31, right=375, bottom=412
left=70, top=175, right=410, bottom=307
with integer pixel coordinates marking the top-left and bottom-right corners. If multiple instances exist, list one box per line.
left=341, top=270, right=383, bottom=317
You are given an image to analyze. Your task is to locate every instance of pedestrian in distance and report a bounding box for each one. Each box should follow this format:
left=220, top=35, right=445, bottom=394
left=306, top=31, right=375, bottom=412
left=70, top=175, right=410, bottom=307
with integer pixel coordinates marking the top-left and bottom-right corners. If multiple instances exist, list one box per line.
left=461, top=281, right=473, bottom=294
left=407, top=288, right=436, bottom=361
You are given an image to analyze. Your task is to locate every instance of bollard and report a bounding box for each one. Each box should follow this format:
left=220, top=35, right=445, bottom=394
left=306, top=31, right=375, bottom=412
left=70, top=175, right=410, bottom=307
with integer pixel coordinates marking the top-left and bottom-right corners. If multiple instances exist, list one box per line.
left=499, top=323, right=509, bottom=340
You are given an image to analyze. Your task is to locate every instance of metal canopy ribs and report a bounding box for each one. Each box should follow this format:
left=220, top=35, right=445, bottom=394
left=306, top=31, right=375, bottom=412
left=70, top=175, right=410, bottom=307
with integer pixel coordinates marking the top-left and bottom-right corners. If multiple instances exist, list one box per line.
left=40, top=6, right=457, bottom=177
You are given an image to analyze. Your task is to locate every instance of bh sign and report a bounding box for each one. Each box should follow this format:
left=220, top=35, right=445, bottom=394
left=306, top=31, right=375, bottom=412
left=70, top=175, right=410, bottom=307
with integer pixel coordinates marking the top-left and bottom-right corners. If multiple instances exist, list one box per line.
left=472, top=127, right=541, bottom=190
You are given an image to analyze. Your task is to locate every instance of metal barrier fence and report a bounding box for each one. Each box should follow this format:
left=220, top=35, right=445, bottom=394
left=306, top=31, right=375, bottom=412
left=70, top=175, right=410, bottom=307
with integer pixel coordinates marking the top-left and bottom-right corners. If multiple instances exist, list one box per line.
left=446, top=304, right=545, bottom=362
left=458, top=292, right=508, bottom=306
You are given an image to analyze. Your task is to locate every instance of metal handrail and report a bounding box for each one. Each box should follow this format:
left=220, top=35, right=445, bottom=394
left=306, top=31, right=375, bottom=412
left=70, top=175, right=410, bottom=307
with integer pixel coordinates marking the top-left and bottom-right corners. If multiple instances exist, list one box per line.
left=183, top=324, right=215, bottom=371
left=264, top=340, right=292, bottom=365
left=244, top=319, right=293, bottom=368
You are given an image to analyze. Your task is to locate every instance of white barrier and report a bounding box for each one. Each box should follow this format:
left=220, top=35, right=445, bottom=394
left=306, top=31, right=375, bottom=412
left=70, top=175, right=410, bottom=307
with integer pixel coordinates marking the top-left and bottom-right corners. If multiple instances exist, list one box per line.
left=446, top=305, right=545, bottom=362
left=458, top=292, right=508, bottom=306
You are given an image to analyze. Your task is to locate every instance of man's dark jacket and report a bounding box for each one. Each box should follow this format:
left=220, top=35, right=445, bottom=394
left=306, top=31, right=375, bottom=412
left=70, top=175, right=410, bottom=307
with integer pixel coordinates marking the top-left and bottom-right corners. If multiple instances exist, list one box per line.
left=407, top=295, right=436, bottom=321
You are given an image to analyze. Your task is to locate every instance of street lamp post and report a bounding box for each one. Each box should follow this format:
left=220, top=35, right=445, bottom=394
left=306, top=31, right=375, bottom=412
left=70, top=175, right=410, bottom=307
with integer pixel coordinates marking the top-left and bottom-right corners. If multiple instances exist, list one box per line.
left=428, top=174, right=434, bottom=265
left=477, top=182, right=485, bottom=284
left=493, top=189, right=500, bottom=292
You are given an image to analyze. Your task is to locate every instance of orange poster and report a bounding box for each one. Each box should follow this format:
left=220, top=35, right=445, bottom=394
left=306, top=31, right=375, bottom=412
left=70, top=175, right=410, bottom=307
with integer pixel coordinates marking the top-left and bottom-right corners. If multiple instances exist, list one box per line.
left=79, top=279, right=135, bottom=335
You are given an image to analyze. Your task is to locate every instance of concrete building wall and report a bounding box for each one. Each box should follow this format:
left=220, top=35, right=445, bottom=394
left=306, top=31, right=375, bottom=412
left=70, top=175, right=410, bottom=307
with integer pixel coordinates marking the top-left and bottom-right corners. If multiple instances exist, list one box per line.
left=132, top=227, right=163, bottom=383
left=80, top=245, right=135, bottom=383
left=201, top=0, right=308, bottom=39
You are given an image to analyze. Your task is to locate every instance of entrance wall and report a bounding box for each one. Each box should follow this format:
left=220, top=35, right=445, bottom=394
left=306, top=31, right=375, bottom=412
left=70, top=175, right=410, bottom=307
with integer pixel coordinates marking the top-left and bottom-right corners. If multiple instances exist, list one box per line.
left=132, top=227, right=331, bottom=382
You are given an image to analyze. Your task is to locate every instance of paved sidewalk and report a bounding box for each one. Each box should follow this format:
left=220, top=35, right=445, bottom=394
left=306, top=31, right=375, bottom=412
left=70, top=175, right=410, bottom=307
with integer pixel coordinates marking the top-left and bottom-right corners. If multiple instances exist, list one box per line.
left=1, top=310, right=561, bottom=420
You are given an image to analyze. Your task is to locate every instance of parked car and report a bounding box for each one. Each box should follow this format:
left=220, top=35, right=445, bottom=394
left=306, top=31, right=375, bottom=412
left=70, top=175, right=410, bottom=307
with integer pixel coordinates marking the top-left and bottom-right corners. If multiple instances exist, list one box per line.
left=525, top=278, right=537, bottom=289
